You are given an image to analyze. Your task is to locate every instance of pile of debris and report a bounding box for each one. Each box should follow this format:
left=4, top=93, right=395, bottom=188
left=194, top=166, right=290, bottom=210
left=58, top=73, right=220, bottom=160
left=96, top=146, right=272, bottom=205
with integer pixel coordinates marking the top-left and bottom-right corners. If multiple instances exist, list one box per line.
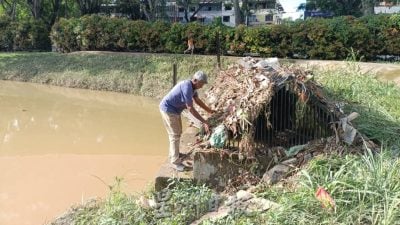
left=190, top=57, right=372, bottom=153
left=185, top=57, right=377, bottom=191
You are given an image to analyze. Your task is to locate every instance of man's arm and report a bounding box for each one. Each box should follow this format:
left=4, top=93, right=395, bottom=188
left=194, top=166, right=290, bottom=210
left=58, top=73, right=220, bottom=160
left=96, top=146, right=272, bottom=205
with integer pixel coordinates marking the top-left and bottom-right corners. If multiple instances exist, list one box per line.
left=186, top=104, right=210, bottom=133
left=193, top=96, right=215, bottom=114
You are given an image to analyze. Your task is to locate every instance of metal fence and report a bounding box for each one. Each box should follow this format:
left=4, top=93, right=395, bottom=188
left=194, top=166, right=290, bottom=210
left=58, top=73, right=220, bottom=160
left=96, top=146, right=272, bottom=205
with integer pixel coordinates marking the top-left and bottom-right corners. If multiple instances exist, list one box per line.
left=227, top=83, right=336, bottom=149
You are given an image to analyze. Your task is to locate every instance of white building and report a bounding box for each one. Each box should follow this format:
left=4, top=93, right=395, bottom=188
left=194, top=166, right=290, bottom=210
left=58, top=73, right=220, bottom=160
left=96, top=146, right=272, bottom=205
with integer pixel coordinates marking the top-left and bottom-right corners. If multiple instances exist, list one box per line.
left=374, top=1, right=400, bottom=14
left=166, top=0, right=284, bottom=27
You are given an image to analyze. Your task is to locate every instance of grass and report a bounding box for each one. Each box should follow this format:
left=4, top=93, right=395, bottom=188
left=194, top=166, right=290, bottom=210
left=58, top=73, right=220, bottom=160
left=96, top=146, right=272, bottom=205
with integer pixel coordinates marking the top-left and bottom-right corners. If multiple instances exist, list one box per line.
left=314, top=62, right=400, bottom=147
left=199, top=149, right=400, bottom=225
left=0, top=52, right=235, bottom=98
left=260, top=150, right=400, bottom=225
left=50, top=179, right=215, bottom=225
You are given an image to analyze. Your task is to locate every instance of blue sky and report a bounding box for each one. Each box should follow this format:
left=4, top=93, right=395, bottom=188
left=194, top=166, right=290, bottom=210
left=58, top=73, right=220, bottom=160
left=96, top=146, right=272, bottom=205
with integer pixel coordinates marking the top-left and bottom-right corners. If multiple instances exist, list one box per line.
left=280, top=0, right=306, bottom=19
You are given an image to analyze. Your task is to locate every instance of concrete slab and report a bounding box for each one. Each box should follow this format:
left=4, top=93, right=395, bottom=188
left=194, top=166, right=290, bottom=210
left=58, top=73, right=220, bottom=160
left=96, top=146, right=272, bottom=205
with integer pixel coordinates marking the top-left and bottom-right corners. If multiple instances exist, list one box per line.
left=154, top=126, right=198, bottom=191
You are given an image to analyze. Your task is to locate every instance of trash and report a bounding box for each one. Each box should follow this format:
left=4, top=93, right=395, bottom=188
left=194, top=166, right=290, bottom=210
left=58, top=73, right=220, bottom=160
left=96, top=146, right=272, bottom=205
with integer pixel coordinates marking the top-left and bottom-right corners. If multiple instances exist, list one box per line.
left=339, top=112, right=360, bottom=145
left=209, top=124, right=227, bottom=148
left=315, top=187, right=335, bottom=211
left=254, top=57, right=280, bottom=71
left=285, top=144, right=307, bottom=157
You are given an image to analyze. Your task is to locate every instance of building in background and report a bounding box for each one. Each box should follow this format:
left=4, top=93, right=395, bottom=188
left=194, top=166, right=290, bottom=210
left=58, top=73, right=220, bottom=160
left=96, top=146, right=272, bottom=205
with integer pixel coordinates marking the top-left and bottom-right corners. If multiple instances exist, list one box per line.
left=374, top=0, right=400, bottom=14
left=165, top=0, right=284, bottom=27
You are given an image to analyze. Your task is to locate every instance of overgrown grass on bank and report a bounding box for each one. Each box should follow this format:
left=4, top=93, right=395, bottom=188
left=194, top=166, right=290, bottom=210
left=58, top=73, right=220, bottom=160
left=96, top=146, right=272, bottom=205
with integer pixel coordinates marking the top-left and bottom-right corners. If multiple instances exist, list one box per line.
left=203, top=149, right=400, bottom=225
left=0, top=52, right=234, bottom=98
left=50, top=181, right=214, bottom=225
left=315, top=62, right=400, bottom=147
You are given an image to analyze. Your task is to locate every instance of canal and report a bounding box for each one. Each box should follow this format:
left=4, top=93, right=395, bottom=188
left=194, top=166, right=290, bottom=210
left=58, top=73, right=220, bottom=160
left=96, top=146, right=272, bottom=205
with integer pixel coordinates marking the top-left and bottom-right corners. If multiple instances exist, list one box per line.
left=0, top=80, right=167, bottom=225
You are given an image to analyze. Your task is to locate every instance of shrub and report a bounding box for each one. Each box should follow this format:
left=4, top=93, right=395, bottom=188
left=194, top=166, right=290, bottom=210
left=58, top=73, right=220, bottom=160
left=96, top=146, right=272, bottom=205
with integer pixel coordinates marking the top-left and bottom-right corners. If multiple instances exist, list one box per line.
left=0, top=16, right=51, bottom=51
left=48, top=14, right=400, bottom=60
left=0, top=15, right=13, bottom=51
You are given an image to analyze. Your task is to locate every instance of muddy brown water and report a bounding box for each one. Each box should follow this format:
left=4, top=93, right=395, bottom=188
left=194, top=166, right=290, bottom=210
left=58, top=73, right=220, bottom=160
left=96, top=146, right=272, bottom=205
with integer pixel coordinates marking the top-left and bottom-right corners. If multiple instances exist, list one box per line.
left=0, top=80, right=168, bottom=225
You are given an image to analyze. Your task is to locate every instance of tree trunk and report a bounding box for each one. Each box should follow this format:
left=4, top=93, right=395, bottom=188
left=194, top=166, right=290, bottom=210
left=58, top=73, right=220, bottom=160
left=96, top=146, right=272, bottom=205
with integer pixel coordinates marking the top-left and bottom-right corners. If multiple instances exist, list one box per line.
left=49, top=0, right=61, bottom=26
left=233, top=0, right=243, bottom=26
left=27, top=0, right=42, bottom=19
left=361, top=0, right=375, bottom=16
left=77, top=0, right=101, bottom=15
left=0, top=0, right=18, bottom=19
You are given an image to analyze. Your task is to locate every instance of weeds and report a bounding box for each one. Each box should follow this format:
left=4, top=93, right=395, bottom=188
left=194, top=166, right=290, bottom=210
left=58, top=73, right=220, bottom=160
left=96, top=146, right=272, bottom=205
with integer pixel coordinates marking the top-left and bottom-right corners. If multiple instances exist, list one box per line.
left=54, top=178, right=215, bottom=225
left=249, top=149, right=400, bottom=225
left=315, top=62, right=400, bottom=147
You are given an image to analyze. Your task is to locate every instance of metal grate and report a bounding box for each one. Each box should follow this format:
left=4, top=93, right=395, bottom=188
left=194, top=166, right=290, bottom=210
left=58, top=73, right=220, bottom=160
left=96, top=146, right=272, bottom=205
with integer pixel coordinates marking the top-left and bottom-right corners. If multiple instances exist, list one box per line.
left=252, top=84, right=335, bottom=148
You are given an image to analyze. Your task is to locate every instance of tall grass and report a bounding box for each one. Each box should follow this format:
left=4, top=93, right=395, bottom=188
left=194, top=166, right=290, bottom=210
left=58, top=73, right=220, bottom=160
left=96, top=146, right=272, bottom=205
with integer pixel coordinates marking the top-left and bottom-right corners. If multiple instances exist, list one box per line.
left=200, top=150, right=400, bottom=225
left=314, top=62, right=400, bottom=147
left=256, top=150, right=400, bottom=225
left=51, top=179, right=215, bottom=225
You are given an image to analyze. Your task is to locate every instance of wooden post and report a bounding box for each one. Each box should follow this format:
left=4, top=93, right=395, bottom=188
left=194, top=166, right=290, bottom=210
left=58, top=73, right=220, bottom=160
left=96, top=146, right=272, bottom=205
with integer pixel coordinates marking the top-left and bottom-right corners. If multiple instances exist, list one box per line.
left=216, top=31, right=221, bottom=69
left=172, top=63, right=177, bottom=87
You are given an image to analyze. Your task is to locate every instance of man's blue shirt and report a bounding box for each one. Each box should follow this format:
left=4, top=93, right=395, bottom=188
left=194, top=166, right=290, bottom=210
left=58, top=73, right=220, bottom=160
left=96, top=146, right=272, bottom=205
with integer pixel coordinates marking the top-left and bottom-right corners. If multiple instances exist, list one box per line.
left=160, top=80, right=198, bottom=114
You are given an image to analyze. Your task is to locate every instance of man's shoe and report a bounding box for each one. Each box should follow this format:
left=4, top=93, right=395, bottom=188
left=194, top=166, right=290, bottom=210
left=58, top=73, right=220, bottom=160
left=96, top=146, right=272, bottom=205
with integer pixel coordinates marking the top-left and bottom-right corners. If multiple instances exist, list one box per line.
left=171, top=163, right=185, bottom=172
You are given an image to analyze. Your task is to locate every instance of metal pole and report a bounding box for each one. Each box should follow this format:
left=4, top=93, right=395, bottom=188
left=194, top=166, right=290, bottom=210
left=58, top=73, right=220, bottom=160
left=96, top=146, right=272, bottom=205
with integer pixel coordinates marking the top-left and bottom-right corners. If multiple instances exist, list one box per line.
left=216, top=31, right=221, bottom=69
left=172, top=63, right=177, bottom=87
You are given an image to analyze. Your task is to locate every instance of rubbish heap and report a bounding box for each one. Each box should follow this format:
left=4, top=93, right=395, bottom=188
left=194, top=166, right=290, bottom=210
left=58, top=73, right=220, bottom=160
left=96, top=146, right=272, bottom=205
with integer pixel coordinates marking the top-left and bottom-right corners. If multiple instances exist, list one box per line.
left=192, top=58, right=370, bottom=152
left=184, top=58, right=377, bottom=191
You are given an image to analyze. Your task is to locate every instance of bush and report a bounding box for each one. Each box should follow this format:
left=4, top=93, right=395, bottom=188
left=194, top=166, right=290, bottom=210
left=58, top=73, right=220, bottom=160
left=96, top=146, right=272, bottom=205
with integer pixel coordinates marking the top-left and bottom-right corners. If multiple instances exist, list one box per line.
left=13, top=19, right=51, bottom=51
left=0, top=16, right=51, bottom=51
left=49, top=14, right=400, bottom=61
left=0, top=15, right=13, bottom=51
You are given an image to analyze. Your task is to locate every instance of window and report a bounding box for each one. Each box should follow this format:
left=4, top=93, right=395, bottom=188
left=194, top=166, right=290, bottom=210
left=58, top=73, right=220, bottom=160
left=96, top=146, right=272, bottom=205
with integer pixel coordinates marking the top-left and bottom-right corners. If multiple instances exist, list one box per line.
left=189, top=6, right=195, bottom=12
left=223, top=16, right=230, bottom=22
left=208, top=6, right=212, bottom=11
left=224, top=5, right=232, bottom=10
left=178, top=7, right=184, bottom=12
left=265, top=15, right=273, bottom=21
left=248, top=15, right=257, bottom=22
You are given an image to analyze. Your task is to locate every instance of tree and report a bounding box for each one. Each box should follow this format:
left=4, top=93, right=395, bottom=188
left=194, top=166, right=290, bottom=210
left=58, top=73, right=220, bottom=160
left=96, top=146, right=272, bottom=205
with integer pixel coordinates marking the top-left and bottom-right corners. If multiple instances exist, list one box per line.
left=303, top=0, right=400, bottom=17
left=76, top=0, right=101, bottom=15
left=303, top=0, right=363, bottom=17
left=0, top=0, right=18, bottom=18
left=233, top=0, right=243, bottom=25
left=26, top=0, right=42, bottom=19
left=116, top=0, right=141, bottom=19
left=140, top=0, right=168, bottom=21
left=175, top=0, right=222, bottom=23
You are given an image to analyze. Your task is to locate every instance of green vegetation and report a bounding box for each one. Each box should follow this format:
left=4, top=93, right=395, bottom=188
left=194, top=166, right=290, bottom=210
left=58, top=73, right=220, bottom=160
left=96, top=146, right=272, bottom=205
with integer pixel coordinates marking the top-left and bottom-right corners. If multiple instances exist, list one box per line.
left=51, top=180, right=215, bottom=225
left=202, top=150, right=400, bottom=225
left=1, top=14, right=400, bottom=61
left=315, top=63, right=400, bottom=147
left=47, top=14, right=400, bottom=61
left=0, top=15, right=51, bottom=51
left=0, top=52, right=234, bottom=98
